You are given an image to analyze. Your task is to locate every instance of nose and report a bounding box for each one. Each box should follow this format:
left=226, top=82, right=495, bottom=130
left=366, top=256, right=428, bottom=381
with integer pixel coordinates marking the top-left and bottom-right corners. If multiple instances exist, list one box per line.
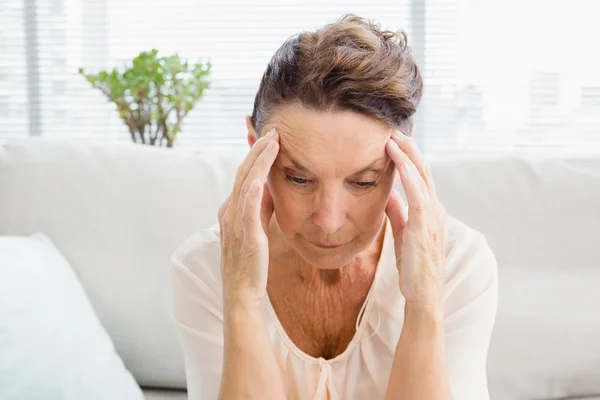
left=312, top=187, right=347, bottom=235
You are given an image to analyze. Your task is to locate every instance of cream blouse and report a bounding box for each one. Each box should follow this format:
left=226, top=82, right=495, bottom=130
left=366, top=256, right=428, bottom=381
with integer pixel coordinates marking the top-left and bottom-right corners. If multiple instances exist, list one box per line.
left=169, top=215, right=498, bottom=400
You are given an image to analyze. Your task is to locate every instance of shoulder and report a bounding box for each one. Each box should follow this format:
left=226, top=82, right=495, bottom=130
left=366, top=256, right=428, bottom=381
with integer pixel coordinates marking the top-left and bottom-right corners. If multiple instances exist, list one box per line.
left=169, top=223, right=223, bottom=300
left=443, top=216, right=498, bottom=314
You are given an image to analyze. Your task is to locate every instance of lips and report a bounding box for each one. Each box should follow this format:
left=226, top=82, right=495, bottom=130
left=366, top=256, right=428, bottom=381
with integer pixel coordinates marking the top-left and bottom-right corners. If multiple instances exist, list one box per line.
left=310, top=241, right=344, bottom=249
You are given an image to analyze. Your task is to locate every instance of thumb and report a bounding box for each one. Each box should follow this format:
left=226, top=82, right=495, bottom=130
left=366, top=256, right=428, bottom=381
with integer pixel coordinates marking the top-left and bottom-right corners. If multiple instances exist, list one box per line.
left=385, top=189, right=407, bottom=239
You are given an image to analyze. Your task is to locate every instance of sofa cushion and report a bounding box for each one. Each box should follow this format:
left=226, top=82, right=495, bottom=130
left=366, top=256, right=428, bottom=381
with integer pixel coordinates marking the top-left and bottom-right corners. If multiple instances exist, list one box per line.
left=0, top=232, right=143, bottom=400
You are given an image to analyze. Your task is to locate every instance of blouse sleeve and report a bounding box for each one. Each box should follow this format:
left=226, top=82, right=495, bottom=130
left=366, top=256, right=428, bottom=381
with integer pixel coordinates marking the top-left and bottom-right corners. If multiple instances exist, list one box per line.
left=443, top=223, right=499, bottom=400
left=168, top=227, right=224, bottom=400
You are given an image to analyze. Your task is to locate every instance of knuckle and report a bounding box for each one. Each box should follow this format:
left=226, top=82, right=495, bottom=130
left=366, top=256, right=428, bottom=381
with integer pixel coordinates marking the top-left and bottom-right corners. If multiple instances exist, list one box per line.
left=224, top=210, right=239, bottom=227
left=242, top=207, right=260, bottom=227
left=412, top=203, right=428, bottom=214
left=240, top=182, right=251, bottom=198
left=424, top=164, right=432, bottom=178
left=241, top=191, right=254, bottom=210
left=242, top=207, right=259, bottom=224
left=412, top=196, right=430, bottom=213
left=230, top=225, right=242, bottom=242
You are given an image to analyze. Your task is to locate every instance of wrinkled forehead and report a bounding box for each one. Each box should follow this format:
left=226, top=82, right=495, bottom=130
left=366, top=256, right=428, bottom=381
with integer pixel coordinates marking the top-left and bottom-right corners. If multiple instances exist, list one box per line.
left=264, top=106, right=394, bottom=176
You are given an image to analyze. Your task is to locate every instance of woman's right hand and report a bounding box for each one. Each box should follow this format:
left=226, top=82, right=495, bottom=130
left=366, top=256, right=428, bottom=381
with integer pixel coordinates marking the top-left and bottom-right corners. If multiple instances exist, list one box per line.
left=218, top=128, right=280, bottom=308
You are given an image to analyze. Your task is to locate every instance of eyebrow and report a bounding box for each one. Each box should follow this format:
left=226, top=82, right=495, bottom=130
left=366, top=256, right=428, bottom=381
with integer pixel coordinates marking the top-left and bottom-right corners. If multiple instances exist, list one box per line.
left=283, top=151, right=387, bottom=178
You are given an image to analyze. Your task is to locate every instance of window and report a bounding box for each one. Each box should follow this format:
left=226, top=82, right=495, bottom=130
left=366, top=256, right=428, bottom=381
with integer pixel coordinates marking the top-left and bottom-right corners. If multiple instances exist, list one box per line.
left=1, top=0, right=598, bottom=156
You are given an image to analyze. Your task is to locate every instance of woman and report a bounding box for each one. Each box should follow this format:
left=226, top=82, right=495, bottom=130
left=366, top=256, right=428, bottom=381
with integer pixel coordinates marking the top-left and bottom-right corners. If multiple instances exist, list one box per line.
left=169, top=14, right=498, bottom=400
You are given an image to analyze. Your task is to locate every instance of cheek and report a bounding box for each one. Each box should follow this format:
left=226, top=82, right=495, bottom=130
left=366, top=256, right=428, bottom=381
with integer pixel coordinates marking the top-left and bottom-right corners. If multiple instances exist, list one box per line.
left=351, top=191, right=387, bottom=224
left=267, top=175, right=308, bottom=224
left=351, top=179, right=395, bottom=226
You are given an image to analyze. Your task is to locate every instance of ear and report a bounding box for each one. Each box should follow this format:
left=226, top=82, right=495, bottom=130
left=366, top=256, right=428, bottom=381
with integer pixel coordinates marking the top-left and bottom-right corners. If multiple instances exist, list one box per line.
left=246, top=115, right=258, bottom=148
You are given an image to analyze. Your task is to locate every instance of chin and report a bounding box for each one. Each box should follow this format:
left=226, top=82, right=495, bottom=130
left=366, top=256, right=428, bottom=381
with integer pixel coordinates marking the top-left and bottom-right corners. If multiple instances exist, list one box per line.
left=295, top=237, right=362, bottom=270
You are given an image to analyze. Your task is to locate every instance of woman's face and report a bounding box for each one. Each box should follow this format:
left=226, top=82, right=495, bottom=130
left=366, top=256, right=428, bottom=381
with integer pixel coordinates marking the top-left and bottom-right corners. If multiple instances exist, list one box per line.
left=251, top=105, right=398, bottom=270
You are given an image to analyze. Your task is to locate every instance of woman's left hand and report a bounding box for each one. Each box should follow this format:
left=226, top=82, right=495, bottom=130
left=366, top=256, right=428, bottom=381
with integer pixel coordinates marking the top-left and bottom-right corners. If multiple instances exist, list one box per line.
left=384, top=132, right=448, bottom=310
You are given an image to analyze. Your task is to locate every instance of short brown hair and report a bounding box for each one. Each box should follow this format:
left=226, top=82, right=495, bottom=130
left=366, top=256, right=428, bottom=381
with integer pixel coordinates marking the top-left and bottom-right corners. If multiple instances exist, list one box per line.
left=250, top=14, right=423, bottom=136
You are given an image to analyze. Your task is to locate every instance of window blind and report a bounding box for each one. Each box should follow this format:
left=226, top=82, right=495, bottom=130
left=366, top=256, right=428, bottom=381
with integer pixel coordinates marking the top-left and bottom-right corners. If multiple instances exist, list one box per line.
left=1, top=0, right=28, bottom=139
left=1, top=0, right=598, bottom=156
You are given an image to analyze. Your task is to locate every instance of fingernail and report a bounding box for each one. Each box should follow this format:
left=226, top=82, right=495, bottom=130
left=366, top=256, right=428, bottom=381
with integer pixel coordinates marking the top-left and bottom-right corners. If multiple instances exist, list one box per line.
left=267, top=139, right=276, bottom=149
left=266, top=128, right=277, bottom=137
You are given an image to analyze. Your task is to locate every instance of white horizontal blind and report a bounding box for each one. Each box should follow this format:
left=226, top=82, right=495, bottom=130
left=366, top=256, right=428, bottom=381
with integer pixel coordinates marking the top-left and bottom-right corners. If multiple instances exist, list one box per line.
left=0, top=0, right=28, bottom=139
left=424, top=0, right=600, bottom=155
left=105, top=0, right=412, bottom=148
left=1, top=0, right=599, bottom=155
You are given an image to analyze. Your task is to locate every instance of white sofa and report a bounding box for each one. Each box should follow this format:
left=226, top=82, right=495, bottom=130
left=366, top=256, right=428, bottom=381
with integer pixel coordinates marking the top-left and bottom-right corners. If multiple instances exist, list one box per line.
left=1, top=137, right=599, bottom=400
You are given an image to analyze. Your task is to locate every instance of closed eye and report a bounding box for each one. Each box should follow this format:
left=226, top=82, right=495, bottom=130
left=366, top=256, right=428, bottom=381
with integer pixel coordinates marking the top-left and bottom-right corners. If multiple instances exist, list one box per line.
left=286, top=174, right=377, bottom=190
left=354, top=181, right=377, bottom=188
left=285, top=175, right=310, bottom=185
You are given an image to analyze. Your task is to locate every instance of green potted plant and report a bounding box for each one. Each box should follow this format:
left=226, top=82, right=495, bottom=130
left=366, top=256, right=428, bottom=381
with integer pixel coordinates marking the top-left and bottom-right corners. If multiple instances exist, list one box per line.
left=79, top=49, right=211, bottom=147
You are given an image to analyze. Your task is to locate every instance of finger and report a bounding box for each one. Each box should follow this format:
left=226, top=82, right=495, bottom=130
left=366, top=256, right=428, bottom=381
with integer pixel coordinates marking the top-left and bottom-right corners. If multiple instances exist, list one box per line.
left=260, top=183, right=275, bottom=234
left=236, top=139, right=280, bottom=232
left=231, top=128, right=278, bottom=206
left=386, top=139, right=429, bottom=224
left=391, top=133, right=437, bottom=198
left=218, top=194, right=231, bottom=243
left=386, top=138, right=428, bottom=199
left=240, top=138, right=280, bottom=200
left=385, top=189, right=408, bottom=238
left=241, top=180, right=267, bottom=246
left=386, top=138, right=428, bottom=193
left=218, top=195, right=230, bottom=219
left=390, top=135, right=428, bottom=196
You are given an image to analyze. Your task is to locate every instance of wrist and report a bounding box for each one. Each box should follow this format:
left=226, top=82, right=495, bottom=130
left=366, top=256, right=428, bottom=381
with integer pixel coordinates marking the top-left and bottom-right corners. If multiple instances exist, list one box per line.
left=404, top=301, right=443, bottom=316
left=223, top=287, right=264, bottom=311
left=224, top=296, right=264, bottom=323
left=402, top=302, right=444, bottom=338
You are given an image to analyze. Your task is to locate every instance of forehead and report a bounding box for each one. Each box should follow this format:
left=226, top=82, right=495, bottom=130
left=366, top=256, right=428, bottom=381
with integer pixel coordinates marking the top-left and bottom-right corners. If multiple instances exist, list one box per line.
left=266, top=105, right=393, bottom=175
